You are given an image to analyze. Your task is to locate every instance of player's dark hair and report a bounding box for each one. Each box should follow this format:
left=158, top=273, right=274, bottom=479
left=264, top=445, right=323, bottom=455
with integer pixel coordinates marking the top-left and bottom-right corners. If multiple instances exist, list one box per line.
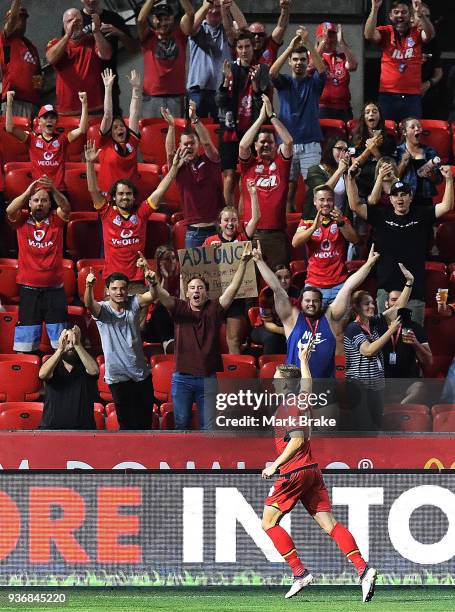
left=105, top=272, right=129, bottom=288
left=110, top=115, right=129, bottom=136
left=187, top=275, right=209, bottom=291
left=109, top=178, right=138, bottom=200
left=273, top=264, right=290, bottom=274
left=254, top=128, right=276, bottom=144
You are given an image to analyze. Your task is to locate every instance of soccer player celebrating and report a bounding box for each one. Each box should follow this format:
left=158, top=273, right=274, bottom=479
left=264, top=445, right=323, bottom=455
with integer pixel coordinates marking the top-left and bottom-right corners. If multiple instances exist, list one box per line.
left=261, top=341, right=377, bottom=601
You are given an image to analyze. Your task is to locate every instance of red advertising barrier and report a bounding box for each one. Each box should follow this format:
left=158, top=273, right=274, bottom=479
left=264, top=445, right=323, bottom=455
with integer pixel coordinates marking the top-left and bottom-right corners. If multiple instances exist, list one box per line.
left=0, top=433, right=453, bottom=470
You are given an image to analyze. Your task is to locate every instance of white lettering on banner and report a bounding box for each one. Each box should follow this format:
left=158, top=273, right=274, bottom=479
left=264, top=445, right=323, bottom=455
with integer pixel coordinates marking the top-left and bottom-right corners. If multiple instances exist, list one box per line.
left=183, top=488, right=204, bottom=562
left=214, top=488, right=290, bottom=563
left=67, top=461, right=92, bottom=469
left=332, top=487, right=384, bottom=562
left=388, top=485, right=455, bottom=564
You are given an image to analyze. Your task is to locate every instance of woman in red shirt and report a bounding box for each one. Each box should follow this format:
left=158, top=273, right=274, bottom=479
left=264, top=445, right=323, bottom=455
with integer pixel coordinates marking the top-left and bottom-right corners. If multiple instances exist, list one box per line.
left=203, top=180, right=260, bottom=353
left=97, top=68, right=142, bottom=193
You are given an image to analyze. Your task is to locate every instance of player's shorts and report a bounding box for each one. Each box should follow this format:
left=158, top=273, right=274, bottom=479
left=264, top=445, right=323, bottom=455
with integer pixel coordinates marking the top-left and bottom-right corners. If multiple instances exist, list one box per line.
left=264, top=465, right=332, bottom=516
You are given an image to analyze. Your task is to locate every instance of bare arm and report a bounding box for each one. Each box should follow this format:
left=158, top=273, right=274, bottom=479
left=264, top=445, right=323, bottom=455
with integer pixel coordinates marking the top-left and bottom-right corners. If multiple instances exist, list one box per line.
left=148, top=148, right=187, bottom=209
left=325, top=157, right=349, bottom=190
left=127, top=70, right=142, bottom=134
left=364, top=0, right=382, bottom=43
left=301, top=27, right=326, bottom=75
left=179, top=0, right=195, bottom=36
left=84, top=271, right=102, bottom=318
left=328, top=245, right=380, bottom=322
left=68, top=92, right=88, bottom=142
left=45, top=33, right=71, bottom=65
left=262, top=433, right=305, bottom=477
left=39, top=331, right=67, bottom=380
left=239, top=102, right=267, bottom=159
left=137, top=0, right=154, bottom=43
left=346, top=172, right=368, bottom=219
left=6, top=179, right=41, bottom=221
left=84, top=140, right=104, bottom=206
left=219, top=243, right=252, bottom=310
left=244, top=181, right=261, bottom=238
left=271, top=0, right=290, bottom=45
left=264, top=321, right=285, bottom=335
left=230, top=1, right=247, bottom=30
left=3, top=0, right=20, bottom=38
left=40, top=177, right=71, bottom=221
left=141, top=266, right=176, bottom=310
left=92, top=14, right=113, bottom=60
left=72, top=326, right=99, bottom=376
left=414, top=0, right=434, bottom=42
left=188, top=100, right=219, bottom=162
left=191, top=0, right=211, bottom=36
left=338, top=25, right=358, bottom=71
left=382, top=264, right=414, bottom=323
left=368, top=173, right=385, bottom=205
left=269, top=33, right=300, bottom=79
left=253, top=243, right=294, bottom=327
left=4, top=91, right=27, bottom=140
left=412, top=338, right=433, bottom=366
left=360, top=317, right=401, bottom=357
left=434, top=166, right=454, bottom=218
left=292, top=212, right=321, bottom=248
left=100, top=69, right=115, bottom=135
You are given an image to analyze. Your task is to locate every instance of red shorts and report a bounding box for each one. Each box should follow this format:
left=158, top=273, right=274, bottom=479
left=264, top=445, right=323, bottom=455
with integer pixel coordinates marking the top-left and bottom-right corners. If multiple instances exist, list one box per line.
left=264, top=467, right=332, bottom=515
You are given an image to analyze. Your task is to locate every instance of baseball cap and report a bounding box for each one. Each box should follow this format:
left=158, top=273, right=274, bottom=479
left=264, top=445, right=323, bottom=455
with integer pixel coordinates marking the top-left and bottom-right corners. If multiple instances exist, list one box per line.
left=37, top=105, right=58, bottom=119
left=316, top=22, right=337, bottom=39
left=152, top=4, right=174, bottom=17
left=390, top=180, right=412, bottom=196
left=5, top=7, right=29, bottom=19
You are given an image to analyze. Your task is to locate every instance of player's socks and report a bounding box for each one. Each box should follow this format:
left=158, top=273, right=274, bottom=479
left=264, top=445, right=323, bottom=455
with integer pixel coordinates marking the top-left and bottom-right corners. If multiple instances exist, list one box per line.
left=266, top=525, right=305, bottom=576
left=329, top=523, right=367, bottom=576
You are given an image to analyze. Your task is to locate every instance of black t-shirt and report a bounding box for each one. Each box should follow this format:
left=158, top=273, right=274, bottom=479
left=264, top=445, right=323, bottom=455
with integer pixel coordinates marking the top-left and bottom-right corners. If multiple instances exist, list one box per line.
left=381, top=320, right=428, bottom=378
left=40, top=361, right=98, bottom=430
left=366, top=206, right=436, bottom=300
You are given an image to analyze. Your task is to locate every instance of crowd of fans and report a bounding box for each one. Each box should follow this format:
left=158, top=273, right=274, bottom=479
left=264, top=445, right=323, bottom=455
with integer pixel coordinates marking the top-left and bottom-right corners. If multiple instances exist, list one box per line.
left=0, top=0, right=454, bottom=432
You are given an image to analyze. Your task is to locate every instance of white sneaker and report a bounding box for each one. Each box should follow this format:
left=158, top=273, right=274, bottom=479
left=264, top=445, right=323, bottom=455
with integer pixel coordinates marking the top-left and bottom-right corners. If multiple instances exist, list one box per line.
left=284, top=571, right=314, bottom=599
left=360, top=566, right=377, bottom=602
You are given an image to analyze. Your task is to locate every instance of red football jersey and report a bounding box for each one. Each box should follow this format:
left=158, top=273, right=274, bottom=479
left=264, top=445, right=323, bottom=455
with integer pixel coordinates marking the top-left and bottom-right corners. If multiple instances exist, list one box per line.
left=141, top=27, right=187, bottom=96
left=296, top=219, right=349, bottom=288
left=378, top=25, right=423, bottom=95
left=99, top=200, right=153, bottom=281
left=13, top=210, right=66, bottom=287
left=240, top=152, right=291, bottom=230
left=26, top=132, right=68, bottom=190
left=319, top=52, right=351, bottom=111
left=98, top=132, right=140, bottom=192
left=46, top=36, right=103, bottom=114
left=273, top=398, right=314, bottom=474
left=0, top=33, right=41, bottom=104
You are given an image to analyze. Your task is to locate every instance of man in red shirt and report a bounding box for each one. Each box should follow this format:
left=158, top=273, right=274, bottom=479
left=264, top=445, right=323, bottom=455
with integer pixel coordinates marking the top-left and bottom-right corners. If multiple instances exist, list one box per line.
left=316, top=22, right=358, bottom=121
left=5, top=92, right=88, bottom=191
left=292, top=185, right=359, bottom=307
left=248, top=0, right=290, bottom=66
left=138, top=0, right=194, bottom=118
left=364, top=0, right=434, bottom=122
left=0, top=2, right=42, bottom=117
left=239, top=94, right=293, bottom=269
left=6, top=176, right=71, bottom=352
left=46, top=7, right=112, bottom=115
left=262, top=343, right=377, bottom=602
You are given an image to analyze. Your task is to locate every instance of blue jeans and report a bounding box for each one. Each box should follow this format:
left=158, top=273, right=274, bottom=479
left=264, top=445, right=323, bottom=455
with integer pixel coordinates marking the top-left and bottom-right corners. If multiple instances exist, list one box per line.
left=172, top=372, right=207, bottom=430
left=185, top=225, right=217, bottom=249
left=440, top=358, right=455, bottom=403
left=378, top=92, right=422, bottom=123
left=187, top=88, right=219, bottom=121
left=318, top=282, right=344, bottom=310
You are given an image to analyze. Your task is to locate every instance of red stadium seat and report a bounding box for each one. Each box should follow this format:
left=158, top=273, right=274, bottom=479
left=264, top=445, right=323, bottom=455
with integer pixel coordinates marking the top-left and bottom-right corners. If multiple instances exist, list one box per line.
left=160, top=406, right=199, bottom=430
left=419, top=120, right=451, bottom=163
left=64, top=168, right=92, bottom=211
left=294, top=174, right=307, bottom=213
left=139, top=121, right=172, bottom=165
left=150, top=354, right=175, bottom=368
left=77, top=263, right=105, bottom=302
left=172, top=219, right=187, bottom=251
left=4, top=161, right=31, bottom=173
left=0, top=307, right=19, bottom=353
left=0, top=116, right=30, bottom=163
left=0, top=258, right=19, bottom=303
left=4, top=168, right=33, bottom=201
left=259, top=361, right=280, bottom=379
left=424, top=312, right=455, bottom=361
left=346, top=259, right=377, bottom=297
left=0, top=356, right=42, bottom=401
left=69, top=211, right=99, bottom=222
left=286, top=213, right=303, bottom=261
left=94, top=403, right=105, bottom=430
left=144, top=219, right=171, bottom=259
left=346, top=119, right=397, bottom=141
left=66, top=218, right=102, bottom=259
left=435, top=222, right=455, bottom=263
left=217, top=362, right=257, bottom=378
left=98, top=363, right=112, bottom=401
left=258, top=354, right=286, bottom=368
left=319, top=119, right=347, bottom=144
left=222, top=354, right=256, bottom=368
left=159, top=175, right=182, bottom=212
left=248, top=306, right=260, bottom=327
left=424, top=262, right=447, bottom=308
left=382, top=404, right=432, bottom=431
left=62, top=259, right=76, bottom=303
left=0, top=402, right=43, bottom=429
left=105, top=402, right=159, bottom=430
left=136, top=167, right=161, bottom=203
left=449, top=270, right=455, bottom=302
left=431, top=404, right=455, bottom=432
left=152, top=359, right=175, bottom=402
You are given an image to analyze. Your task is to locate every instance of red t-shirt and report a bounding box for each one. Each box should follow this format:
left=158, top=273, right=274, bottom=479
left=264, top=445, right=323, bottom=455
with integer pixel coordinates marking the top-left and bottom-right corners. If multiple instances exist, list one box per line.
left=0, top=33, right=41, bottom=105
left=176, top=154, right=224, bottom=225
left=296, top=218, right=350, bottom=288
left=203, top=226, right=248, bottom=246
left=98, top=200, right=153, bottom=281
left=254, top=36, right=280, bottom=66
left=240, top=152, right=291, bottom=230
left=319, top=52, right=351, bottom=111
left=274, top=399, right=314, bottom=474
left=98, top=131, right=140, bottom=193
left=378, top=25, right=423, bottom=95
left=47, top=36, right=103, bottom=114
left=13, top=210, right=66, bottom=287
left=26, top=132, right=68, bottom=191
left=141, top=27, right=187, bottom=96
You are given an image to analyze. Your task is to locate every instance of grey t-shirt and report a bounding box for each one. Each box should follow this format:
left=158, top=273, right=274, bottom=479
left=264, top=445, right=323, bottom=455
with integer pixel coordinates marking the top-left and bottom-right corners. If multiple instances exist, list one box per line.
left=94, top=295, right=150, bottom=384
left=187, top=21, right=231, bottom=91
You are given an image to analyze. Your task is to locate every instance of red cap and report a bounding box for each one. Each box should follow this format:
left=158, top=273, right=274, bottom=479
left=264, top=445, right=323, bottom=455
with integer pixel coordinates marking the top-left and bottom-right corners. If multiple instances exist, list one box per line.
left=5, top=7, right=29, bottom=19
left=316, top=22, right=337, bottom=39
left=37, top=104, right=58, bottom=118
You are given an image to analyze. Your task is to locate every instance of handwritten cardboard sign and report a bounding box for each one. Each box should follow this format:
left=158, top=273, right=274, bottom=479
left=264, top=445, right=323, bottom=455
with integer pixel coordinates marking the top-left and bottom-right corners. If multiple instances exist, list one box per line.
left=178, top=241, right=258, bottom=299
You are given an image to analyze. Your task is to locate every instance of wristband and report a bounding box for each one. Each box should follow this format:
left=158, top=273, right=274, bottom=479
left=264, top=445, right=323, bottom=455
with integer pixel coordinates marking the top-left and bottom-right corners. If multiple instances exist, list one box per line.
left=268, top=112, right=277, bottom=120
left=405, top=283, right=413, bottom=287
left=149, top=281, right=158, bottom=288
left=191, top=117, right=199, bottom=125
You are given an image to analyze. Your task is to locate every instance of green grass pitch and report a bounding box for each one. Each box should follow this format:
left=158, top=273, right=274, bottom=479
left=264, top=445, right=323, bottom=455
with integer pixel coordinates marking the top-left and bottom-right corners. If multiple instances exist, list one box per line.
left=1, top=587, right=454, bottom=611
